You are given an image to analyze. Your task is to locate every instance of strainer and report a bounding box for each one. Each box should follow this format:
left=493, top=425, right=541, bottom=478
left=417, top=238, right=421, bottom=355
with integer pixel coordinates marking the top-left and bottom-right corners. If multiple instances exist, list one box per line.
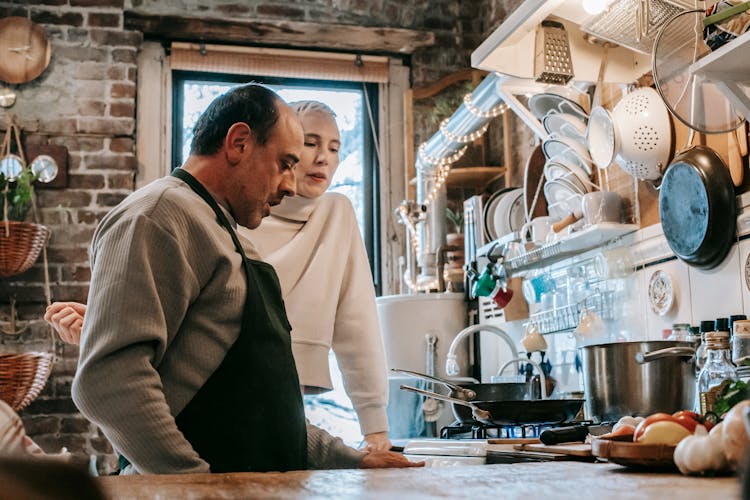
left=611, top=87, right=673, bottom=182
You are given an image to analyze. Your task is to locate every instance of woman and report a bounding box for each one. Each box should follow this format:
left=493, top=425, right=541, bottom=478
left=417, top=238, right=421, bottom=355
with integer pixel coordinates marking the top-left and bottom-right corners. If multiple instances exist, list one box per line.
left=45, top=101, right=391, bottom=452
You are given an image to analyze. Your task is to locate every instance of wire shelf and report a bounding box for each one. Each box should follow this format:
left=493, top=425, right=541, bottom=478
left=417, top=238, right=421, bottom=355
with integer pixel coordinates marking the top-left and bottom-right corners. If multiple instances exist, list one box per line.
left=526, top=289, right=616, bottom=335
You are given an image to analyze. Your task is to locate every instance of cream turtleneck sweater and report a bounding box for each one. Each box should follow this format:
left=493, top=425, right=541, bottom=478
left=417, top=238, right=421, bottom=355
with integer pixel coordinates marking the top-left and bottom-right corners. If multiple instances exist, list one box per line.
left=240, top=193, right=388, bottom=436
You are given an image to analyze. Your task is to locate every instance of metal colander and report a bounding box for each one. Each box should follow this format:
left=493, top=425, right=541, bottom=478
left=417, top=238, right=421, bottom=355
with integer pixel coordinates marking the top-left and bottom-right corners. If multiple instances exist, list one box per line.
left=612, top=87, right=673, bottom=182
left=581, top=0, right=693, bottom=54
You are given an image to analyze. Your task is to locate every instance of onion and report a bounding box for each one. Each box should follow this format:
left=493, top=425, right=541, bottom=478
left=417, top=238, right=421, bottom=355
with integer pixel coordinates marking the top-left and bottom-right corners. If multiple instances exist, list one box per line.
left=722, top=399, right=750, bottom=467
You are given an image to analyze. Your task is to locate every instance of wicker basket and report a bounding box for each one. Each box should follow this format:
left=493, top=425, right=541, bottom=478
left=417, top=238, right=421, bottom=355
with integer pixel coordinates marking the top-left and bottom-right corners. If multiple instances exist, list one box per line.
left=0, top=352, right=54, bottom=411
left=0, top=221, right=51, bottom=278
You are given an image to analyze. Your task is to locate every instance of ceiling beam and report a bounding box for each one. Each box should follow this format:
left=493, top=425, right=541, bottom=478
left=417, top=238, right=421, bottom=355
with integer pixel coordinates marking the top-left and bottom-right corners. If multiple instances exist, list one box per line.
left=125, top=11, right=435, bottom=55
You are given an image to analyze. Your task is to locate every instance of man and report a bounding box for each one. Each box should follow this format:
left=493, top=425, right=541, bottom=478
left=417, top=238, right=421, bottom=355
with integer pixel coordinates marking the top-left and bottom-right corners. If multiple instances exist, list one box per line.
left=72, top=84, right=420, bottom=474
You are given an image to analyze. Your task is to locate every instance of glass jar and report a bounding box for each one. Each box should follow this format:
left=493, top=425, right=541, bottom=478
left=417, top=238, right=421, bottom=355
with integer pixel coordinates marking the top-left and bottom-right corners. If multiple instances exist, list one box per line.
left=668, top=323, right=691, bottom=341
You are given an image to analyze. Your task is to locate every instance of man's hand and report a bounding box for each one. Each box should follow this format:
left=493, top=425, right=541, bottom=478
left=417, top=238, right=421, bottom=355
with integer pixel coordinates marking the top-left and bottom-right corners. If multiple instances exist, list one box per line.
left=361, top=431, right=392, bottom=452
left=359, top=450, right=425, bottom=469
left=44, top=302, right=87, bottom=345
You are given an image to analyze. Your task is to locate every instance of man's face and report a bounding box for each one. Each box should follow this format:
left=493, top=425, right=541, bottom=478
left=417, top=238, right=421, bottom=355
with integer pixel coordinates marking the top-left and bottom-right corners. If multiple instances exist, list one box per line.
left=295, top=110, right=341, bottom=199
left=231, top=103, right=303, bottom=229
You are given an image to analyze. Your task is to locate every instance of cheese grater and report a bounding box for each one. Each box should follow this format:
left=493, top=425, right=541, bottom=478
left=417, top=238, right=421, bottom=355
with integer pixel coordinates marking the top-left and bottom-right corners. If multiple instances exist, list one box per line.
left=534, top=20, right=574, bottom=85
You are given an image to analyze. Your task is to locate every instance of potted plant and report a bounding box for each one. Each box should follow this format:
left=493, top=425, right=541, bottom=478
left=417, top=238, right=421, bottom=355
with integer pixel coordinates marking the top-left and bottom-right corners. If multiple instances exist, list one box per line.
left=445, top=207, right=464, bottom=270
left=0, top=163, right=52, bottom=278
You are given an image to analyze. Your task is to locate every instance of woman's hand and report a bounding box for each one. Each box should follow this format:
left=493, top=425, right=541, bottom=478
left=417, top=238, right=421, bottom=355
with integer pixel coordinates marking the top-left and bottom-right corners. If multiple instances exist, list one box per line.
left=362, top=431, right=392, bottom=452
left=44, top=302, right=87, bottom=345
left=359, top=450, right=424, bottom=469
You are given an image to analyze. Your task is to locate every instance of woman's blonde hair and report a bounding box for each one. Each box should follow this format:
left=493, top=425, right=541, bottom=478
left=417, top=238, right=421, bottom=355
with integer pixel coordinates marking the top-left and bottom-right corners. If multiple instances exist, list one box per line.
left=289, top=100, right=337, bottom=120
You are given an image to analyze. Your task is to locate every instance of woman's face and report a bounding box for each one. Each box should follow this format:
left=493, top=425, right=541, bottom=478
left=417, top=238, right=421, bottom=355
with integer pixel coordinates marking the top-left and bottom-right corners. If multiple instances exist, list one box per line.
left=295, top=109, right=341, bottom=199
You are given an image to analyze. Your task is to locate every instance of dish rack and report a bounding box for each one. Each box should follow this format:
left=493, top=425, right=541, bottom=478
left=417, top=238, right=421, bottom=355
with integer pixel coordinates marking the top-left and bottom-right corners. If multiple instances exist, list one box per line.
left=526, top=289, right=616, bottom=335
left=499, top=223, right=638, bottom=275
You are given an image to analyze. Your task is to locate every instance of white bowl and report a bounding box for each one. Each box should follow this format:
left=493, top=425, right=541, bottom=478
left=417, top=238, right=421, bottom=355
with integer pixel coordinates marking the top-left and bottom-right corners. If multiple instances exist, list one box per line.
left=543, top=113, right=587, bottom=147
left=586, top=106, right=618, bottom=170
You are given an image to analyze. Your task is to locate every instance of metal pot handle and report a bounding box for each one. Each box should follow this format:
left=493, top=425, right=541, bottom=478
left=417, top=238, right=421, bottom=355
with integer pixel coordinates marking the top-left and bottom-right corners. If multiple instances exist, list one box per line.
left=390, top=368, right=476, bottom=400
left=399, top=384, right=493, bottom=424
left=635, top=347, right=695, bottom=364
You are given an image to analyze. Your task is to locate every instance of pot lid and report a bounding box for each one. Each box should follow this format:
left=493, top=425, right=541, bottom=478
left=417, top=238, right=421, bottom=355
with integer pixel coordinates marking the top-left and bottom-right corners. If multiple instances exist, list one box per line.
left=0, top=17, right=51, bottom=84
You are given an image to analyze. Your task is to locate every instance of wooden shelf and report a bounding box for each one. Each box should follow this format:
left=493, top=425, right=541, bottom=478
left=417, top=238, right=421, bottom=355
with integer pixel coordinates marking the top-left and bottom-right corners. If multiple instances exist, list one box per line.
left=409, top=166, right=506, bottom=189
left=447, top=166, right=506, bottom=189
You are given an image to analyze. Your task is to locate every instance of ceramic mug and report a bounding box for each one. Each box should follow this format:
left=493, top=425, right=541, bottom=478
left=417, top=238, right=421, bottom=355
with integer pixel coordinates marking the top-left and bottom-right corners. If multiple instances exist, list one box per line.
left=581, top=191, right=622, bottom=226
left=522, top=272, right=556, bottom=304
left=520, top=216, right=554, bottom=246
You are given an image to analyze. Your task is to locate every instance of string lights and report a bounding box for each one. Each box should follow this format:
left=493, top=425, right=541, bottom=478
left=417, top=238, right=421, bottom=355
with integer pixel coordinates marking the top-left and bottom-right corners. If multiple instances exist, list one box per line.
left=439, top=118, right=489, bottom=144
left=463, top=93, right=508, bottom=119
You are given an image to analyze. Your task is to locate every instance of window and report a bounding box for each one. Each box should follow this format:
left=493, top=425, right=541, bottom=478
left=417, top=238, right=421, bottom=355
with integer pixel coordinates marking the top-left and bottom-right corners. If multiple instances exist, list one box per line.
left=171, top=72, right=380, bottom=289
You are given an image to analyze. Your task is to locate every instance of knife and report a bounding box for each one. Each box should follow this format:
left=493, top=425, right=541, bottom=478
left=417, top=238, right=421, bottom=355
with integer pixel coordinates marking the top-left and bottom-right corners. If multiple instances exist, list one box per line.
left=539, top=422, right=613, bottom=445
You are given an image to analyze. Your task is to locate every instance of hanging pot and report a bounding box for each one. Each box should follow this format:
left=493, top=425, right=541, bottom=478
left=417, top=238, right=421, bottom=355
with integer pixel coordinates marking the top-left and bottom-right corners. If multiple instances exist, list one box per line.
left=658, top=145, right=736, bottom=269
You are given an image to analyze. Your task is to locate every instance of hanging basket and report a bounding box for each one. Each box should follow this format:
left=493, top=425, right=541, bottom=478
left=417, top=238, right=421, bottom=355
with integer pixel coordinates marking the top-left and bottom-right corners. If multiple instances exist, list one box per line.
left=0, top=221, right=51, bottom=278
left=0, top=351, right=54, bottom=411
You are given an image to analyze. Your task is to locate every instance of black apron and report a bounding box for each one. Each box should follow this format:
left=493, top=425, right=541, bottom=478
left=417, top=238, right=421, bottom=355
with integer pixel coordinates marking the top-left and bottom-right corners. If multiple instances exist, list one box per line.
left=126, top=168, right=307, bottom=473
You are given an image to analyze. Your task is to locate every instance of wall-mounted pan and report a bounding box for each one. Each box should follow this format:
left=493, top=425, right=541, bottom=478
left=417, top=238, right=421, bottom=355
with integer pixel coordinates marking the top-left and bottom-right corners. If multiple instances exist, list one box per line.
left=659, top=145, right=736, bottom=270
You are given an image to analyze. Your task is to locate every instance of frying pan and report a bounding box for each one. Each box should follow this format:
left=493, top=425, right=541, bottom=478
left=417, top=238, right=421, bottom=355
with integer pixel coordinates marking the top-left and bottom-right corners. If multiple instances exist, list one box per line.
left=659, top=145, right=736, bottom=270
left=399, top=385, right=584, bottom=426
left=391, top=368, right=529, bottom=401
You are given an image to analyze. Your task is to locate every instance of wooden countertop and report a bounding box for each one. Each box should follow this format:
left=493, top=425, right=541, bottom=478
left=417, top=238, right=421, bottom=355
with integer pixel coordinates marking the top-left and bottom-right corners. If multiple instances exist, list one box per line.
left=98, top=461, right=740, bottom=499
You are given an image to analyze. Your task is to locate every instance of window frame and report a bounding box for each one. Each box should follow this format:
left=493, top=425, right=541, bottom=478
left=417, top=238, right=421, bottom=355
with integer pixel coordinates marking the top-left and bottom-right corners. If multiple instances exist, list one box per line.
left=170, top=71, right=381, bottom=291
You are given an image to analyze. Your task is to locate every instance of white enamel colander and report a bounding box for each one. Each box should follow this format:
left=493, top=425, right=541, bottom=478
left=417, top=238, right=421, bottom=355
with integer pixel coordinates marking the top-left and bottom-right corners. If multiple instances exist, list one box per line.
left=611, top=87, right=673, bottom=182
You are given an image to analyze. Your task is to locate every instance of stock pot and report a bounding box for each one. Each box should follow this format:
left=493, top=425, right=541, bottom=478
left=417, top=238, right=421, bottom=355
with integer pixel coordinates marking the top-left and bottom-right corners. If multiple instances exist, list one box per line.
left=579, top=340, right=696, bottom=423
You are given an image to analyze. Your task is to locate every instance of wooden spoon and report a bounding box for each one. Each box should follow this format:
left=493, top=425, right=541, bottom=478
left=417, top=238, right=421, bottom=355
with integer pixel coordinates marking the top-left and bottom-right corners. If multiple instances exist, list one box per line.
left=728, top=127, right=743, bottom=187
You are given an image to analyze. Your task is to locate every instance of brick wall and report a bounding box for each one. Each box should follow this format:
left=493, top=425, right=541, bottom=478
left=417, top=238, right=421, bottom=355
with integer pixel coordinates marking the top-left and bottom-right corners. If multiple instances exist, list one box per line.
left=0, top=0, right=522, bottom=474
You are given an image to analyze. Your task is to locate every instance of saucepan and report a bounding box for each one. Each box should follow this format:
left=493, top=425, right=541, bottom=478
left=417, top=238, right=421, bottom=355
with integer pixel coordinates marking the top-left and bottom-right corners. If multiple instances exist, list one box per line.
left=399, top=385, right=584, bottom=426
left=579, top=340, right=696, bottom=423
left=391, top=368, right=529, bottom=401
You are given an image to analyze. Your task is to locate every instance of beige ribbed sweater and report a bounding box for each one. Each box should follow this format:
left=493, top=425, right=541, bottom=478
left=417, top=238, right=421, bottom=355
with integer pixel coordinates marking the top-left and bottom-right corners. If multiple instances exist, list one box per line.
left=243, top=193, right=388, bottom=436
left=72, top=176, right=364, bottom=474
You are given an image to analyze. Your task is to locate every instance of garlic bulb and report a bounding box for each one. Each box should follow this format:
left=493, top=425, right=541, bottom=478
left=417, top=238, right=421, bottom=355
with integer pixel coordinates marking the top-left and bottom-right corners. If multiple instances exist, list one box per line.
left=674, top=423, right=728, bottom=475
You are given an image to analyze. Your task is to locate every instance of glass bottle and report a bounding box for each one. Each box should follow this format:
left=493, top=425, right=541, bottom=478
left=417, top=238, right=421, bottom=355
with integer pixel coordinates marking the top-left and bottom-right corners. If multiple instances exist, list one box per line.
left=694, top=320, right=715, bottom=375
left=732, top=320, right=750, bottom=382
left=697, top=331, right=738, bottom=414
left=730, top=314, right=747, bottom=339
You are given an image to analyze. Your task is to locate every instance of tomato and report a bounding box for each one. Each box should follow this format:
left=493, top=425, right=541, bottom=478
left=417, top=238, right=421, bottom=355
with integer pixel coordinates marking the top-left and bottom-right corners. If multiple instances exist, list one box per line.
left=672, top=415, right=699, bottom=433
left=672, top=410, right=699, bottom=420
left=673, top=409, right=714, bottom=432
left=633, top=413, right=675, bottom=441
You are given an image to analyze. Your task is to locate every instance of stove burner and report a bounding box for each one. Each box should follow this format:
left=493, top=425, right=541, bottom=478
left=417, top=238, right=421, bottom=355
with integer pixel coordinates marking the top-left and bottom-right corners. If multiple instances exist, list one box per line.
left=440, top=420, right=592, bottom=440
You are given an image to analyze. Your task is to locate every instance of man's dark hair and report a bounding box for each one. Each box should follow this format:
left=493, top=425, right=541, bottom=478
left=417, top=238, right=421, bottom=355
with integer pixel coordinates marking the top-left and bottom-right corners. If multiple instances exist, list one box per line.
left=190, top=83, right=281, bottom=156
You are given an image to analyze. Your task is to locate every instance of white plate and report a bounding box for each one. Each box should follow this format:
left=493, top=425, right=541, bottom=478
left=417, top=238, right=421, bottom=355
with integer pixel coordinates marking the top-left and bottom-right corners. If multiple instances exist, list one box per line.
left=529, top=93, right=589, bottom=122
left=648, top=270, right=674, bottom=316
left=543, top=113, right=587, bottom=147
left=544, top=158, right=591, bottom=194
left=586, top=106, right=617, bottom=170
left=493, top=188, right=525, bottom=238
left=483, top=188, right=515, bottom=241
left=542, top=135, right=593, bottom=172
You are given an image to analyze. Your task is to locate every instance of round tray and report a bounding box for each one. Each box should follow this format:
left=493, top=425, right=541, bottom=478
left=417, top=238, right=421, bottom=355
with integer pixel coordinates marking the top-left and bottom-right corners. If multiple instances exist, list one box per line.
left=591, top=438, right=677, bottom=470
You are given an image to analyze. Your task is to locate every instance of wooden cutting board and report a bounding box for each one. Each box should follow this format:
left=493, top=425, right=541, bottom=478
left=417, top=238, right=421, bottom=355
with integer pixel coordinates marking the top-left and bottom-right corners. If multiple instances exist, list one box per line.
left=487, top=438, right=540, bottom=445
left=513, top=442, right=593, bottom=457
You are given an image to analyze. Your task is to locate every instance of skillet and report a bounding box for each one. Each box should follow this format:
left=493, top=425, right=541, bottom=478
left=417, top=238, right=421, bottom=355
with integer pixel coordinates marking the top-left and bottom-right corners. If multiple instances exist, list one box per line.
left=400, top=385, right=584, bottom=426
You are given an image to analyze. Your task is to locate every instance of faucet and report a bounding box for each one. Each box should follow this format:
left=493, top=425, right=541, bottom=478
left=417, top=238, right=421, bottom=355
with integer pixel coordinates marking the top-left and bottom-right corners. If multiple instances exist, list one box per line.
left=496, top=358, right=548, bottom=399
left=445, top=324, right=519, bottom=377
